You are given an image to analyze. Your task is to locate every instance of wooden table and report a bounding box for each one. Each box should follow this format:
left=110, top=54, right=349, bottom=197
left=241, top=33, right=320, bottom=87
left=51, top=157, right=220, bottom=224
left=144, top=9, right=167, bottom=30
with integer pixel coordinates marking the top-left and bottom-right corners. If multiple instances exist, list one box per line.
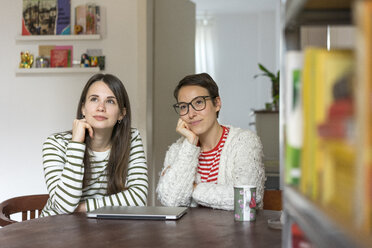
left=0, top=208, right=281, bottom=247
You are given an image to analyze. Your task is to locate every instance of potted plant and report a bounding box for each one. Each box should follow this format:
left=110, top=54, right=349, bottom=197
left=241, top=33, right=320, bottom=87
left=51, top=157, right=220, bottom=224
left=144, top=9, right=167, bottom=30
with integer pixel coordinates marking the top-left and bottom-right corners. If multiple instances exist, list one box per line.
left=254, top=63, right=280, bottom=110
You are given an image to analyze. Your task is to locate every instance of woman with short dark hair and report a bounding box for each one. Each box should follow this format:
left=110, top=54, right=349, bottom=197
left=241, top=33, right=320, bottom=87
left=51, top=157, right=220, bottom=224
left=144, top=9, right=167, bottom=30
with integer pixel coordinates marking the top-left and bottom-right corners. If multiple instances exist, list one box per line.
left=157, top=73, right=265, bottom=210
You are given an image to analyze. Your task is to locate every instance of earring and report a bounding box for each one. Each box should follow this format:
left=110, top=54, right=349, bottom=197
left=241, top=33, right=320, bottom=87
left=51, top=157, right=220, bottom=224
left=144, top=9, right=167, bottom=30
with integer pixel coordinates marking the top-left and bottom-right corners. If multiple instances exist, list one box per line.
left=81, top=114, right=85, bottom=119
left=118, top=119, right=122, bottom=124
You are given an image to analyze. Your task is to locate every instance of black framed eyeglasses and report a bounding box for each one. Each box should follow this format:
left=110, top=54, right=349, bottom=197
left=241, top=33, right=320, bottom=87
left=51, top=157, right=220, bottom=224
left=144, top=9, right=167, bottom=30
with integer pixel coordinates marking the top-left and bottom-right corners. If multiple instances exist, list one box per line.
left=173, top=96, right=214, bottom=116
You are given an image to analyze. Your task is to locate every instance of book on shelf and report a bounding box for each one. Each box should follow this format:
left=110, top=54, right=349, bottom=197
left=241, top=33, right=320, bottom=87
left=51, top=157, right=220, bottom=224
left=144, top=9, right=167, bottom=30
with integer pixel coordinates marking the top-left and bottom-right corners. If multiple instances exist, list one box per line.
left=22, top=0, right=57, bottom=35
left=355, top=0, right=372, bottom=234
left=50, top=49, right=71, bottom=67
left=300, top=48, right=354, bottom=214
left=22, top=0, right=71, bottom=35
left=55, top=45, right=72, bottom=66
left=56, top=0, right=71, bottom=35
left=75, top=4, right=86, bottom=34
left=317, top=72, right=356, bottom=224
left=86, top=4, right=96, bottom=34
left=39, top=45, right=72, bottom=66
left=285, top=51, right=303, bottom=186
left=300, top=47, right=323, bottom=200
left=74, top=4, right=100, bottom=35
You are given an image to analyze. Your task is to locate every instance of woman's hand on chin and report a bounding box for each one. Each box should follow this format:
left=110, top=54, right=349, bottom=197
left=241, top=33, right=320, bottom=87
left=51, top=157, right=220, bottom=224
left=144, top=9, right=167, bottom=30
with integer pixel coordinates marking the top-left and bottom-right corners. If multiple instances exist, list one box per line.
left=72, top=118, right=94, bottom=143
left=176, top=118, right=199, bottom=145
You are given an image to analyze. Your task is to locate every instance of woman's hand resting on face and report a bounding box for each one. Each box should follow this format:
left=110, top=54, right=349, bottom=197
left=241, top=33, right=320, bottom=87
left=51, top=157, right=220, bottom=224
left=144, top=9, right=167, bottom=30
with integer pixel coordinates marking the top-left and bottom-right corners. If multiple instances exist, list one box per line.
left=176, top=118, right=199, bottom=145
left=72, top=118, right=94, bottom=143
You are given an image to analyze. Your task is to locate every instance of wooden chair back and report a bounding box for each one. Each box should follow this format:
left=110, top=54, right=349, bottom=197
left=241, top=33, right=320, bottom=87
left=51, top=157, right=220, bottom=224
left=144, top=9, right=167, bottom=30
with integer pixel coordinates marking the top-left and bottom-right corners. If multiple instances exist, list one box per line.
left=0, top=194, right=49, bottom=227
left=263, top=190, right=282, bottom=211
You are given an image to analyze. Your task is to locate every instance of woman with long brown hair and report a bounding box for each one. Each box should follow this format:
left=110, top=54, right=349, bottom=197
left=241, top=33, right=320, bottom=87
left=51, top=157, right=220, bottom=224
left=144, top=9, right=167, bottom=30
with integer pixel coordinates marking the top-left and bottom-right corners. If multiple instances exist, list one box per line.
left=41, top=74, right=148, bottom=216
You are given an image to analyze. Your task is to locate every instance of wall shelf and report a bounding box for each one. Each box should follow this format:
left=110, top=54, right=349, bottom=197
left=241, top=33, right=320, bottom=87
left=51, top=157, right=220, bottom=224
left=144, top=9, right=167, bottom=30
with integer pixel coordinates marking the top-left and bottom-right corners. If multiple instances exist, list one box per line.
left=281, top=0, right=372, bottom=247
left=15, top=67, right=100, bottom=75
left=285, top=0, right=352, bottom=30
left=284, top=186, right=360, bottom=248
left=15, top=34, right=103, bottom=75
left=15, top=34, right=101, bottom=41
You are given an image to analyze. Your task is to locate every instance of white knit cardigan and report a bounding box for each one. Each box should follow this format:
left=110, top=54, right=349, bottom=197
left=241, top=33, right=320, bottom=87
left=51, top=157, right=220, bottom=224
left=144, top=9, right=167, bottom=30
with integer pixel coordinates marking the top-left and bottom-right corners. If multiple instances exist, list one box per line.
left=156, top=126, right=265, bottom=210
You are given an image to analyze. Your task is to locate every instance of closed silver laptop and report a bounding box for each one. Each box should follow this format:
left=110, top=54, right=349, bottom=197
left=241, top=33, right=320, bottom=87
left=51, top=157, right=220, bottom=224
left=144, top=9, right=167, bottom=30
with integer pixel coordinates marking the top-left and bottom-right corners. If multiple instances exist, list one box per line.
left=86, top=206, right=188, bottom=220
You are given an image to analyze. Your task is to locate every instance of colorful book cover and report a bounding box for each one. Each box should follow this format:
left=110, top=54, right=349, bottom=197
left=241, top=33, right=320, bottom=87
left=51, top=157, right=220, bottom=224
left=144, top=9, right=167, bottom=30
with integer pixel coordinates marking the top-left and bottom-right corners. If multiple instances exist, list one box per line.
left=23, top=0, right=57, bottom=35
left=50, top=49, right=68, bottom=67
left=285, top=51, right=303, bottom=186
left=300, top=48, right=322, bottom=199
left=55, top=45, right=72, bottom=66
left=317, top=73, right=355, bottom=214
left=300, top=48, right=353, bottom=203
left=86, top=4, right=96, bottom=34
left=38, top=45, right=72, bottom=66
left=316, top=50, right=353, bottom=208
left=22, top=0, right=38, bottom=35
left=317, top=98, right=354, bottom=139
left=56, top=0, right=70, bottom=35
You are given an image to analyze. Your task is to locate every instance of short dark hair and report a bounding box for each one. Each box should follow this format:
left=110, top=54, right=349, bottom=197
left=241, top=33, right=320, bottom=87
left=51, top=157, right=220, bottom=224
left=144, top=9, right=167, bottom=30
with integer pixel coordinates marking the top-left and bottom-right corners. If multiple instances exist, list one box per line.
left=174, top=73, right=220, bottom=117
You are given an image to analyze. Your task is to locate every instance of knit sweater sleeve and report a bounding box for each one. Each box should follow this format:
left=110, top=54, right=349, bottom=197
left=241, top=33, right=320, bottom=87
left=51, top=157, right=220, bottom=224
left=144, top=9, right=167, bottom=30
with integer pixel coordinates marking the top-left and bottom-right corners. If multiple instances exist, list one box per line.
left=41, top=133, right=85, bottom=216
left=192, top=130, right=265, bottom=210
left=85, top=129, right=148, bottom=211
left=156, top=138, right=200, bottom=207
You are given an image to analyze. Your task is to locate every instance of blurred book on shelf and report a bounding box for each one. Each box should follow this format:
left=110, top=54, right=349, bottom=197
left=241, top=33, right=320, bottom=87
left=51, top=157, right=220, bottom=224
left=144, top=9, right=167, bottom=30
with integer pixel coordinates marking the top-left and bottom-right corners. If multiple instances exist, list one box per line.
left=56, top=0, right=71, bottom=35
left=298, top=48, right=356, bottom=227
left=55, top=45, right=72, bottom=66
left=285, top=51, right=304, bottom=186
left=39, top=45, right=72, bottom=66
left=50, top=49, right=70, bottom=67
left=74, top=4, right=100, bottom=35
left=317, top=72, right=355, bottom=223
left=355, top=0, right=372, bottom=234
left=300, top=48, right=354, bottom=204
left=22, top=0, right=57, bottom=35
left=300, top=47, right=322, bottom=200
left=22, top=0, right=71, bottom=35
left=75, top=4, right=86, bottom=34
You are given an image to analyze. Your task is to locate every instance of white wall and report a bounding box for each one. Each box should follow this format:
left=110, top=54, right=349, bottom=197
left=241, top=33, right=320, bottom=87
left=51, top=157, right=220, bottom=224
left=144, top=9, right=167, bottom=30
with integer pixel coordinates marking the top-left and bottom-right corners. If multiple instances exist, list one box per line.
left=193, top=1, right=280, bottom=130
left=0, top=0, right=148, bottom=203
left=213, top=11, right=279, bottom=129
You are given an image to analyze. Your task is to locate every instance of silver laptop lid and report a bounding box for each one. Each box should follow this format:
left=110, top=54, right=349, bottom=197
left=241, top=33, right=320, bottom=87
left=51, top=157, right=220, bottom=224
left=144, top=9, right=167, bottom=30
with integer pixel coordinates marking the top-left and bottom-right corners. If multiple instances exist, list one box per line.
left=86, top=206, right=188, bottom=220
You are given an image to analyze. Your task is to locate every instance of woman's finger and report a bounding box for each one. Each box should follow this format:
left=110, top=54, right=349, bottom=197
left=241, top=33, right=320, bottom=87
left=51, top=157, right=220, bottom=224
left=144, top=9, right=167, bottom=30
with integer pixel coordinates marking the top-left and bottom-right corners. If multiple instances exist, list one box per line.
left=86, top=123, right=94, bottom=138
left=72, top=119, right=93, bottom=142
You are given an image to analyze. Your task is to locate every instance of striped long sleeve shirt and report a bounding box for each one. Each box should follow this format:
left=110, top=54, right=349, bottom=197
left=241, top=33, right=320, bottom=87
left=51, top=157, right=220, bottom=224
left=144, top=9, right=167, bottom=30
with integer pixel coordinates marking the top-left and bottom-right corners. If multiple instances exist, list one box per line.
left=41, top=128, right=148, bottom=217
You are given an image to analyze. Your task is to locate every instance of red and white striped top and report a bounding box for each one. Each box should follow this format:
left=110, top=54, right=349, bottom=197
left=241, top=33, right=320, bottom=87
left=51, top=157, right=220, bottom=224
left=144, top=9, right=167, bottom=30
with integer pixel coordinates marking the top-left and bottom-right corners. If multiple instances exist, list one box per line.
left=198, top=126, right=230, bottom=183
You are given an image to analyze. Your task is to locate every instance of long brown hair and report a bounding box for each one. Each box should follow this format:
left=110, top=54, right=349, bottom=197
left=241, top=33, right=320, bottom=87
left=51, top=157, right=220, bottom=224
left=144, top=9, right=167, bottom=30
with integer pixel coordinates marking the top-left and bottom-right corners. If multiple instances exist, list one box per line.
left=76, top=73, right=132, bottom=195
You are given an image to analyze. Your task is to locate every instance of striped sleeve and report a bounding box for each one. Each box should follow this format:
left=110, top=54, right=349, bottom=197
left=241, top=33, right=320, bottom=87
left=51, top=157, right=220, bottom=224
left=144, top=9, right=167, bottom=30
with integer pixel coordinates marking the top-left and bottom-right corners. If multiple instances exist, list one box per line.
left=41, top=133, right=85, bottom=216
left=85, top=129, right=148, bottom=211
